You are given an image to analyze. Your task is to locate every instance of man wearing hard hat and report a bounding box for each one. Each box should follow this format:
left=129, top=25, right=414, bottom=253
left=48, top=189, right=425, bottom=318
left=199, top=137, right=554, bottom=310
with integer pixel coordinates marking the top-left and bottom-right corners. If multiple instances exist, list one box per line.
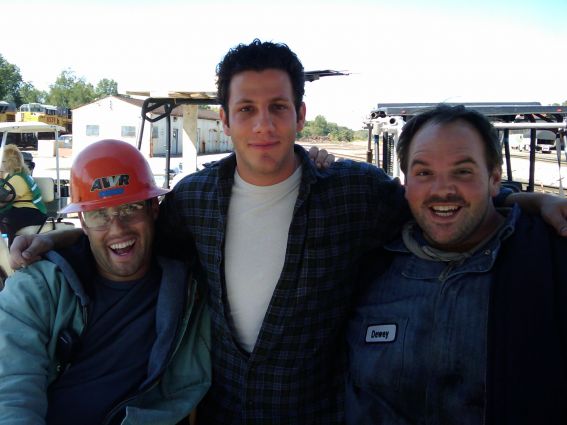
left=0, top=139, right=210, bottom=425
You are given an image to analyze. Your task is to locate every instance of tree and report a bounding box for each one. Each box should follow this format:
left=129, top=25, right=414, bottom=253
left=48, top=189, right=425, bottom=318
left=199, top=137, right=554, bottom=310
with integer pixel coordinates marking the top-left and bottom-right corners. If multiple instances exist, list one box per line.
left=329, top=126, right=354, bottom=142
left=19, top=82, right=47, bottom=104
left=301, top=115, right=330, bottom=138
left=354, top=129, right=368, bottom=140
left=299, top=115, right=357, bottom=142
left=47, top=69, right=96, bottom=109
left=0, top=54, right=23, bottom=104
left=95, top=78, right=118, bottom=98
left=311, top=115, right=330, bottom=135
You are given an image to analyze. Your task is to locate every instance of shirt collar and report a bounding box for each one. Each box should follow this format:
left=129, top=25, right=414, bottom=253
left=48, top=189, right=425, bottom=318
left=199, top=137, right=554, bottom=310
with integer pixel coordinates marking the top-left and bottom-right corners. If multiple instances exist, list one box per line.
left=387, top=204, right=520, bottom=259
left=216, top=144, right=319, bottom=187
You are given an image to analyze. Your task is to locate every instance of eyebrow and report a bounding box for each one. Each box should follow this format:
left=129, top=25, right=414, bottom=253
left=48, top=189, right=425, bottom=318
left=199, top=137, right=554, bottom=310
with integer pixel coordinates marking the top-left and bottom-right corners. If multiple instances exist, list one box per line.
left=233, top=96, right=292, bottom=105
left=410, top=157, right=479, bottom=168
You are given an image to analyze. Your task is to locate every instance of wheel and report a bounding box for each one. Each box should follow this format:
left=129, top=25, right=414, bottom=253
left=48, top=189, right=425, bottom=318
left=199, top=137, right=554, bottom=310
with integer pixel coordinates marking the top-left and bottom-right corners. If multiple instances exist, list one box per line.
left=0, top=179, right=16, bottom=204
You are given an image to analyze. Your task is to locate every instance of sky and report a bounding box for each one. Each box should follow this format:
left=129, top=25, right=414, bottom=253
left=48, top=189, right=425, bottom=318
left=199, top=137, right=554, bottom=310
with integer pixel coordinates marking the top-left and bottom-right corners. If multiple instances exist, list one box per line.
left=1, top=0, right=566, bottom=130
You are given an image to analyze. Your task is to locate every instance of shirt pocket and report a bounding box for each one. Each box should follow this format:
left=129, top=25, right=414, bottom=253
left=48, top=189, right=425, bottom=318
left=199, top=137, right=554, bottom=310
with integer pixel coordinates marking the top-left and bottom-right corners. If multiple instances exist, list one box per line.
left=347, top=314, right=408, bottom=392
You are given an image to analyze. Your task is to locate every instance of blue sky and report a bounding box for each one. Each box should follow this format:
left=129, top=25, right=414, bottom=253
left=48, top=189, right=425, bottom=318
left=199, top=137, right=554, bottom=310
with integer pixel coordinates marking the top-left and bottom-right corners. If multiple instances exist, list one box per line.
left=2, top=0, right=566, bottom=129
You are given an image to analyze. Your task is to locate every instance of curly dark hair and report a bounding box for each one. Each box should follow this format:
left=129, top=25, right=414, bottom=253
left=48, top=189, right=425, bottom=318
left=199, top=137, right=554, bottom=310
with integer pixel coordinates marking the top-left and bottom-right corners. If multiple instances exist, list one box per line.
left=396, top=104, right=502, bottom=174
left=216, top=39, right=305, bottom=118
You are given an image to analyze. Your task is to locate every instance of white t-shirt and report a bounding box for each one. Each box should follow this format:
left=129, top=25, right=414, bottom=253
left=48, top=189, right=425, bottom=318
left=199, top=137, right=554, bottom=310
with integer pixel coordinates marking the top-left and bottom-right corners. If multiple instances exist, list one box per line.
left=224, top=167, right=301, bottom=352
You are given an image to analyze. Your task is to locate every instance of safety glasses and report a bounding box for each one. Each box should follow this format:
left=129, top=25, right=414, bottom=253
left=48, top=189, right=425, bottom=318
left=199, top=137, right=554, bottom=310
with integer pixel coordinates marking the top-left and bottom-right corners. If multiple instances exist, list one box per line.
left=81, top=200, right=148, bottom=230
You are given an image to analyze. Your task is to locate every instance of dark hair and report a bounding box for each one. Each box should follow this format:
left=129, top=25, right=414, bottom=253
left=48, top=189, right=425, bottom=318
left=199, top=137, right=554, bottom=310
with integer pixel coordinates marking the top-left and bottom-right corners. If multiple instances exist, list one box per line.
left=396, top=104, right=502, bottom=174
left=216, top=39, right=305, bottom=117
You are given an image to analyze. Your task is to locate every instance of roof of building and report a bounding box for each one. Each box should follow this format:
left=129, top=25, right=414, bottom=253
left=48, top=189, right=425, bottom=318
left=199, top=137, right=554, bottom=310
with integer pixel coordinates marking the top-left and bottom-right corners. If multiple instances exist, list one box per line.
left=73, top=94, right=221, bottom=120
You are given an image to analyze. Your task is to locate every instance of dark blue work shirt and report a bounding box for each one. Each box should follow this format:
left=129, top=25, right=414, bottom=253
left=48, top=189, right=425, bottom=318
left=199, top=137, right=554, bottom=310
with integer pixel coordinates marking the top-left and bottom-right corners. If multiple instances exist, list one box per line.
left=46, top=266, right=161, bottom=425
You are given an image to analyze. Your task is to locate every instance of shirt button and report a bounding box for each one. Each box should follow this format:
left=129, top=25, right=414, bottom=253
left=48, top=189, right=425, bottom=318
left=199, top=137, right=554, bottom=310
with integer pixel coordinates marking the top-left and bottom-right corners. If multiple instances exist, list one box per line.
left=484, top=249, right=491, bottom=255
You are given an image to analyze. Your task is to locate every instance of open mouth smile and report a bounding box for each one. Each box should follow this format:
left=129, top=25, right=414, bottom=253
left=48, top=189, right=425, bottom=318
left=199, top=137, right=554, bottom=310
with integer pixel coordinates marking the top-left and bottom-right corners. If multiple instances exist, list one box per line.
left=109, top=239, right=135, bottom=256
left=430, top=205, right=462, bottom=217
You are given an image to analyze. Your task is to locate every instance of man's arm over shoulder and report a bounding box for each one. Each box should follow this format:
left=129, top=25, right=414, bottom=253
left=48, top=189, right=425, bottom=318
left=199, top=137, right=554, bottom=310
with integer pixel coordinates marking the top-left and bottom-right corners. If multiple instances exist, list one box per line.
left=505, top=192, right=567, bottom=237
left=155, top=169, right=218, bottom=260
left=329, top=160, right=410, bottom=245
left=10, top=229, right=83, bottom=270
left=0, top=267, right=57, bottom=424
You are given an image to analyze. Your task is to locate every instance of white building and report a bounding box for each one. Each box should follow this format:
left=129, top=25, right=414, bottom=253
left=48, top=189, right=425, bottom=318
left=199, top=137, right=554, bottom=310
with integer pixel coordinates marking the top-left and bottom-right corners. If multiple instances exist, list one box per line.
left=71, top=95, right=232, bottom=158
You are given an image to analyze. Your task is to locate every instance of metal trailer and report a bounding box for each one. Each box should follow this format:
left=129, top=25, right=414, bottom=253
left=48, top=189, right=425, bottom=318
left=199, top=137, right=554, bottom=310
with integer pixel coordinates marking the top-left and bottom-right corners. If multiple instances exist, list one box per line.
left=367, top=102, right=567, bottom=193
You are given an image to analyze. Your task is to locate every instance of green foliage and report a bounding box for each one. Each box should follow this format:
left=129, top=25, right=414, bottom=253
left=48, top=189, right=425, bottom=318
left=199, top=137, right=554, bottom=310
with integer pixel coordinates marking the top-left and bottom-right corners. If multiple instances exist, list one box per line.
left=353, top=129, right=369, bottom=141
left=95, top=78, right=118, bottom=98
left=19, top=82, right=47, bottom=104
left=1, top=56, right=119, bottom=109
left=0, top=54, right=23, bottom=104
left=300, top=114, right=354, bottom=142
left=46, top=69, right=96, bottom=109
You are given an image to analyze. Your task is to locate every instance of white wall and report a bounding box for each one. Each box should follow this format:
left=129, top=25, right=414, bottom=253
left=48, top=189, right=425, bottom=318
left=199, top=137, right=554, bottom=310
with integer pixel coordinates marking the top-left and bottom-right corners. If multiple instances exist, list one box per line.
left=198, top=117, right=232, bottom=153
left=72, top=96, right=146, bottom=158
left=72, top=97, right=233, bottom=159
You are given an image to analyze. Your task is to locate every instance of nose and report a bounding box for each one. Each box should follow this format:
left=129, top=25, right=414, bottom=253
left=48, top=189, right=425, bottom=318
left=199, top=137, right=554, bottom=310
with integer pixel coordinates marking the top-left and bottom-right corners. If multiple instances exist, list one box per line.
left=106, top=211, right=129, bottom=231
left=252, top=107, right=275, bottom=133
left=429, top=174, right=457, bottom=197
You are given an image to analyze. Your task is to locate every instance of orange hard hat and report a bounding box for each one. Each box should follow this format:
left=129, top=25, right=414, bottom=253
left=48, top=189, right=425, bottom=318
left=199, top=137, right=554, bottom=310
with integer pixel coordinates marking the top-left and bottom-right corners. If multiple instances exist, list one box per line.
left=59, top=139, right=169, bottom=214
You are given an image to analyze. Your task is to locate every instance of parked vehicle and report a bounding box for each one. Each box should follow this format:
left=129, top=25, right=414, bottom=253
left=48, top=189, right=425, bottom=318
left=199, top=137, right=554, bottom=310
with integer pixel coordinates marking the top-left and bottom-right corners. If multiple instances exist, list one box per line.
left=57, top=134, right=73, bottom=147
left=17, top=103, right=72, bottom=133
left=0, top=122, right=74, bottom=289
left=0, top=101, right=16, bottom=123
left=518, top=130, right=562, bottom=153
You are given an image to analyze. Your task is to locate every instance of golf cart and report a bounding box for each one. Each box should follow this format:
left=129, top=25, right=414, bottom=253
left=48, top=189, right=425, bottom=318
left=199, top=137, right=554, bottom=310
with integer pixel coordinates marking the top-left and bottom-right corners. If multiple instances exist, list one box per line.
left=0, top=122, right=75, bottom=287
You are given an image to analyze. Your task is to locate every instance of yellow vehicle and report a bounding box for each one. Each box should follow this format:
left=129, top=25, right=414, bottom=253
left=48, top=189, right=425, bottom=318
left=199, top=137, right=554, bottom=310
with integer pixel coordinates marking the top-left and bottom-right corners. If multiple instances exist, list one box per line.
left=16, top=103, right=72, bottom=132
left=0, top=101, right=16, bottom=123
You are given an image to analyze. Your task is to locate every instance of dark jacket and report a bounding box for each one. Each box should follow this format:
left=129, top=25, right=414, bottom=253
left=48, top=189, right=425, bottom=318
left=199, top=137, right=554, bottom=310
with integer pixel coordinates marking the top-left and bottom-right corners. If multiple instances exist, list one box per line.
left=487, top=211, right=567, bottom=424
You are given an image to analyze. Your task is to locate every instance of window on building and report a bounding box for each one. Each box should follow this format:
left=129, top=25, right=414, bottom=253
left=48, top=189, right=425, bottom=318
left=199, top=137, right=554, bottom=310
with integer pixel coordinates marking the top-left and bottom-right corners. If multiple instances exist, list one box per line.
left=121, top=126, right=136, bottom=138
left=86, top=125, right=99, bottom=136
left=151, top=126, right=159, bottom=138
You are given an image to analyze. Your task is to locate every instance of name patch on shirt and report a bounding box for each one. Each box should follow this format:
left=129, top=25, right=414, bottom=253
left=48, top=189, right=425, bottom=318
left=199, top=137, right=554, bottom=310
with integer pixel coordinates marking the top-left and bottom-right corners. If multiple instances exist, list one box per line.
left=365, top=324, right=396, bottom=343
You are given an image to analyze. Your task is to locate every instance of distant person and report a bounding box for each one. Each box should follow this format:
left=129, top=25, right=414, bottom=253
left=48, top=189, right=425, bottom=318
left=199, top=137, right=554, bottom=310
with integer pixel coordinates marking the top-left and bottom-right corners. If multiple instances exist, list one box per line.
left=0, top=139, right=210, bottom=425
left=21, top=151, right=36, bottom=174
left=346, top=105, right=567, bottom=425
left=0, top=144, right=46, bottom=244
left=9, top=42, right=567, bottom=425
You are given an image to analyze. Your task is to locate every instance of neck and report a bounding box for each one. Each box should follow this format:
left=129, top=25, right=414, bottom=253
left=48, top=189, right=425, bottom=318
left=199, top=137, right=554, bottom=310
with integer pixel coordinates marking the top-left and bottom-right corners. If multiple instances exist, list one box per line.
left=236, top=152, right=300, bottom=186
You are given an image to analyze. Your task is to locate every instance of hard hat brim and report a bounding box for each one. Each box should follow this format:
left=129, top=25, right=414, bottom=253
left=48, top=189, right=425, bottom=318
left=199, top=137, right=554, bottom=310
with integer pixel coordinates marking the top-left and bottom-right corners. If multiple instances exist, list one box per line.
left=58, top=186, right=170, bottom=214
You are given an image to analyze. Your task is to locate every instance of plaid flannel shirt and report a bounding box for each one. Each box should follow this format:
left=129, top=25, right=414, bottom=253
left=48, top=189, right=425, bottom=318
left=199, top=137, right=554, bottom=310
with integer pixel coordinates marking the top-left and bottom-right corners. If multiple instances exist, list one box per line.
left=156, top=145, right=408, bottom=424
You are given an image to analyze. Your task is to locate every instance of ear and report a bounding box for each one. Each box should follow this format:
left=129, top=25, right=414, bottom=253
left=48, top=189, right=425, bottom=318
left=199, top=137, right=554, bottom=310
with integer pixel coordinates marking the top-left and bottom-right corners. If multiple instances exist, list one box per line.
left=489, top=166, right=502, bottom=197
left=296, top=102, right=306, bottom=132
left=220, top=107, right=231, bottom=136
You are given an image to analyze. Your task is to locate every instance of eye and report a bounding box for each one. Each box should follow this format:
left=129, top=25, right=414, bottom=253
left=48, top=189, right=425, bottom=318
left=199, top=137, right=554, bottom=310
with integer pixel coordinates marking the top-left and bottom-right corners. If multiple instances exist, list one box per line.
left=273, top=104, right=288, bottom=110
left=121, top=203, right=144, bottom=216
left=414, top=169, right=431, bottom=177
